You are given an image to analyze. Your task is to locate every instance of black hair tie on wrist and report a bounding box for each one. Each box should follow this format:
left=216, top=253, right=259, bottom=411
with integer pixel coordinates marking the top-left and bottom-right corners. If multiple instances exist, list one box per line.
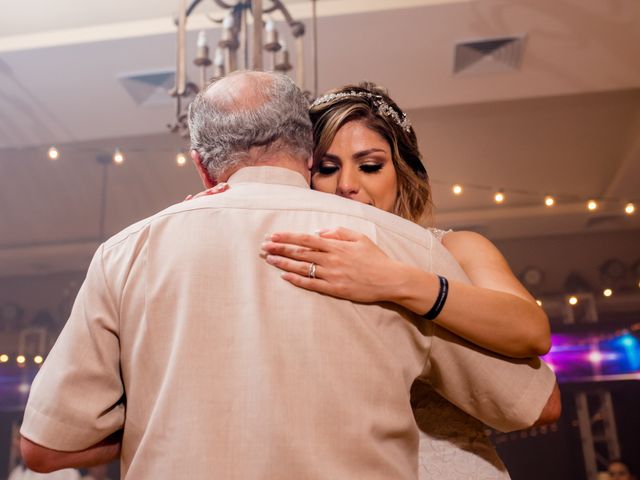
left=423, top=275, right=449, bottom=320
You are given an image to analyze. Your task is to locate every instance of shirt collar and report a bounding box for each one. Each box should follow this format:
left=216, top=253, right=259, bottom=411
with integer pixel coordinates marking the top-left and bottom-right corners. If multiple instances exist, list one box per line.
left=227, top=166, right=310, bottom=189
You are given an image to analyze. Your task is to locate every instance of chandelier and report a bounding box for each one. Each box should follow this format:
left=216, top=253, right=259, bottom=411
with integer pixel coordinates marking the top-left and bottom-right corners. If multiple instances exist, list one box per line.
left=168, top=0, right=318, bottom=137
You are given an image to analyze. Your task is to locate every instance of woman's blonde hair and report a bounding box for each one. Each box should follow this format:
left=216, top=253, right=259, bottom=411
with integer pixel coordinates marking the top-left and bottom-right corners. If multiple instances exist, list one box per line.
left=310, top=82, right=431, bottom=223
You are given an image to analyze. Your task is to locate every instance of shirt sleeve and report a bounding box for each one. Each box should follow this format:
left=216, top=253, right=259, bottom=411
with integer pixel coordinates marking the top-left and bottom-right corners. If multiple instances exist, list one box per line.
left=420, top=323, right=556, bottom=432
left=21, top=244, right=125, bottom=451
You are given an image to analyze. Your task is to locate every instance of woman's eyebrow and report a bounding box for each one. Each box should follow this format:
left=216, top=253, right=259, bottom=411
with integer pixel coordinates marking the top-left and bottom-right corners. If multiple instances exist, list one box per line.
left=352, top=148, right=387, bottom=159
left=322, top=148, right=386, bottom=161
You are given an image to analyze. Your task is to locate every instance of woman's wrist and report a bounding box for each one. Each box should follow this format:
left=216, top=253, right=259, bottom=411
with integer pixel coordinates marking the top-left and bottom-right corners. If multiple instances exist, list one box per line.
left=388, top=264, right=440, bottom=315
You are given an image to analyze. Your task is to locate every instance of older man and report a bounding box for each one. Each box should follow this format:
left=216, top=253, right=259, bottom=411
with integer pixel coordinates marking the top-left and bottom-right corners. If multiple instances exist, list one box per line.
left=21, top=71, right=558, bottom=479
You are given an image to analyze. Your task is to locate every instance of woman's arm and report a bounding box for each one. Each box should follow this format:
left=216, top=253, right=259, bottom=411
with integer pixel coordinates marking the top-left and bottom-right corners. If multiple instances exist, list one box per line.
left=261, top=228, right=550, bottom=358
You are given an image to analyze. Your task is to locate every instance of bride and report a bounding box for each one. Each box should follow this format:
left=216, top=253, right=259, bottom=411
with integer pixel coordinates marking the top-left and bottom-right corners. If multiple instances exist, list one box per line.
left=194, top=81, right=557, bottom=479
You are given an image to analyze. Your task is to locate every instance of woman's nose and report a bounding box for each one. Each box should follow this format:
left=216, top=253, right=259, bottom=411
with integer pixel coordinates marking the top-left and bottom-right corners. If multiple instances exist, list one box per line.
left=337, top=170, right=359, bottom=197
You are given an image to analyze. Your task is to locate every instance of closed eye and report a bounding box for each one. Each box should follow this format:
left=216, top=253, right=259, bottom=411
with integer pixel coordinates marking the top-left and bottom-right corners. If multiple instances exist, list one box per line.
left=360, top=163, right=384, bottom=173
left=315, top=162, right=339, bottom=175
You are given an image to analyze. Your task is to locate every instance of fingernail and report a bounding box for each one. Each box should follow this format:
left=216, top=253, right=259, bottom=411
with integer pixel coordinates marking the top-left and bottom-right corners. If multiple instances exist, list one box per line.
left=266, top=255, right=276, bottom=265
left=314, top=229, right=329, bottom=235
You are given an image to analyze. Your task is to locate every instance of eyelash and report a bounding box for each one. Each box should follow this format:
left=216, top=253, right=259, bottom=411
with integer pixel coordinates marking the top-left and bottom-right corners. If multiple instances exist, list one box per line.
left=316, top=162, right=384, bottom=175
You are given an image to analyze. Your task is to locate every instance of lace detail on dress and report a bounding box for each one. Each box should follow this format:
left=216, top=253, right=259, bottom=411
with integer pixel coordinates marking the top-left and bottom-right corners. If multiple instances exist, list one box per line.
left=411, top=381, right=511, bottom=480
left=428, top=227, right=452, bottom=242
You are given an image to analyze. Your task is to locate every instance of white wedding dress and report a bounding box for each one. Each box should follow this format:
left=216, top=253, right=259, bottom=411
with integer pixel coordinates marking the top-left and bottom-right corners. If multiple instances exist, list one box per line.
left=413, top=229, right=511, bottom=480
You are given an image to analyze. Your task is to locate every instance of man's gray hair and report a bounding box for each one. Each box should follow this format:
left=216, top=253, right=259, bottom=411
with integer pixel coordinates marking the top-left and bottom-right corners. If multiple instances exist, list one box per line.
left=188, top=71, right=313, bottom=179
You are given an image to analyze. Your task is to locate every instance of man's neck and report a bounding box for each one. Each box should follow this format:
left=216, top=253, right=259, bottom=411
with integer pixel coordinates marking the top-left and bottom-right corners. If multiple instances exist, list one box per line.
left=220, top=156, right=310, bottom=184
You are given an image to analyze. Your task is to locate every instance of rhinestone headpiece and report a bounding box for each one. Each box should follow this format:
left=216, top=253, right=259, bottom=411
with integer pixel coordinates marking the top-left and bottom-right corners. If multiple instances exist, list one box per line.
left=311, top=91, right=412, bottom=133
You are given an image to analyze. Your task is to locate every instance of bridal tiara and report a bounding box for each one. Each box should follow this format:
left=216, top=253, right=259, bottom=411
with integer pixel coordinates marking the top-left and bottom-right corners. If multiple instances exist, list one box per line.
left=311, top=91, right=412, bottom=133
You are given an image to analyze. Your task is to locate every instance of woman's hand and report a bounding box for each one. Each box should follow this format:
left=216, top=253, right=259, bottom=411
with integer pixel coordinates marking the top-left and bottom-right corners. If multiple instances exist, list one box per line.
left=261, top=227, right=410, bottom=303
left=184, top=182, right=229, bottom=201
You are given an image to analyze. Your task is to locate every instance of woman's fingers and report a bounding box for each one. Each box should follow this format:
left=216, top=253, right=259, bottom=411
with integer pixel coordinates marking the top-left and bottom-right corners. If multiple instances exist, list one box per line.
left=265, top=255, right=322, bottom=279
left=317, top=227, right=363, bottom=242
left=267, top=232, right=335, bottom=251
left=261, top=242, right=323, bottom=263
left=184, top=183, right=229, bottom=201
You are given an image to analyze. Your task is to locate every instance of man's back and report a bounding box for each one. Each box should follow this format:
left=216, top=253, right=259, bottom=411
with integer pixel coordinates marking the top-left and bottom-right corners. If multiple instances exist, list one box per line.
left=24, top=168, right=437, bottom=478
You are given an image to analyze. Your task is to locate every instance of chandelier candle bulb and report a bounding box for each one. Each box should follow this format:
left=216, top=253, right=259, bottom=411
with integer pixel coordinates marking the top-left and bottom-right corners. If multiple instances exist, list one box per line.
left=587, top=199, right=598, bottom=211
left=275, top=41, right=292, bottom=73
left=544, top=195, right=555, bottom=207
left=494, top=191, right=505, bottom=204
left=452, top=184, right=463, bottom=195
left=213, top=48, right=225, bottom=78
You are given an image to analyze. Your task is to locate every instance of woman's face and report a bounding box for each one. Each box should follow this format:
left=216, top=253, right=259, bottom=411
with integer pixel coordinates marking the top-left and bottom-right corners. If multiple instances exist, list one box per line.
left=311, top=120, right=398, bottom=213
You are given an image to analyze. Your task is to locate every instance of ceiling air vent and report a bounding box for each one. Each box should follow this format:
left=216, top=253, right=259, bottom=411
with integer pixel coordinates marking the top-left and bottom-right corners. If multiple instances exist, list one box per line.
left=453, top=35, right=525, bottom=75
left=119, top=70, right=175, bottom=106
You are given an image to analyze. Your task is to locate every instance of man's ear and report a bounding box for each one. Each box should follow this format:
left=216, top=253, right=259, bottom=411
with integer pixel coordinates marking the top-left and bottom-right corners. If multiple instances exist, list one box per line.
left=306, top=155, right=313, bottom=171
left=191, top=150, right=216, bottom=188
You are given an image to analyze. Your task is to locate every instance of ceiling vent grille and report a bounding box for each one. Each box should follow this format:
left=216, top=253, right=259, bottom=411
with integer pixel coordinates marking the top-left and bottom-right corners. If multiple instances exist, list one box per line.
left=453, top=35, right=525, bottom=75
left=119, top=70, right=175, bottom=106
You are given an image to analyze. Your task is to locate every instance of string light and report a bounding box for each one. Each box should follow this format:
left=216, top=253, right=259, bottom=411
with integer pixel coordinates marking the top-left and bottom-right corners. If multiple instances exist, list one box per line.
left=452, top=184, right=463, bottom=195
left=0, top=354, right=8, bottom=363
left=544, top=195, right=555, bottom=207
left=587, top=350, right=603, bottom=364
left=47, top=146, right=60, bottom=160
left=494, top=190, right=505, bottom=204
left=34, top=355, right=44, bottom=364
left=113, top=148, right=125, bottom=164
left=16, top=355, right=26, bottom=364
left=176, top=152, right=188, bottom=166
left=625, top=202, right=635, bottom=215
left=587, top=199, right=598, bottom=211
left=536, top=299, right=542, bottom=307
left=603, top=288, right=613, bottom=297
left=568, top=295, right=578, bottom=306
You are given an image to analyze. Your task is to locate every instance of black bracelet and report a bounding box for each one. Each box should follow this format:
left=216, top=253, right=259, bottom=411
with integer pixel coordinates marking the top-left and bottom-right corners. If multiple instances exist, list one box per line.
left=422, top=275, right=449, bottom=320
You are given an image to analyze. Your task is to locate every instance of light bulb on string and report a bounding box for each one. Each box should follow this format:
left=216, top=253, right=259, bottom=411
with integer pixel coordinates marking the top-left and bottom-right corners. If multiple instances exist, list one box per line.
left=452, top=184, right=463, bottom=195
left=494, top=190, right=505, bottom=204
left=568, top=295, right=578, bottom=306
left=16, top=355, right=26, bottom=365
left=0, top=354, right=8, bottom=363
left=47, top=146, right=60, bottom=160
left=603, top=288, right=613, bottom=297
left=625, top=202, right=635, bottom=215
left=587, top=199, right=598, bottom=211
left=34, top=355, right=44, bottom=364
left=113, top=148, right=125, bottom=164
left=544, top=195, right=555, bottom=207
left=176, top=152, right=187, bottom=166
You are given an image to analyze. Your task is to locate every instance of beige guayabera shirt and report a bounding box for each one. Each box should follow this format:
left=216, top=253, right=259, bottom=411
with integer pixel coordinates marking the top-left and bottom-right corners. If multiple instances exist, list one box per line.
left=22, top=166, right=555, bottom=479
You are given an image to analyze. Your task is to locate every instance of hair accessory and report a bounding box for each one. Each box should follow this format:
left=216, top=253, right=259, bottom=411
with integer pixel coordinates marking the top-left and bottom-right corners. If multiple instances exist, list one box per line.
left=308, top=262, right=317, bottom=279
left=422, top=275, right=448, bottom=320
left=311, top=91, right=412, bottom=133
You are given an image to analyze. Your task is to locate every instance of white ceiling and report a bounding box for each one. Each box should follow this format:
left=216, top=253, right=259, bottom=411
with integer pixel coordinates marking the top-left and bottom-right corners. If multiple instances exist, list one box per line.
left=0, top=0, right=639, bottom=296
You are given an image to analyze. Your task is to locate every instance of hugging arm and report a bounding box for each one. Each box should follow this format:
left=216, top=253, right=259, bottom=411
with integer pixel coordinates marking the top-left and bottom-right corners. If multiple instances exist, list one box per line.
left=261, top=227, right=551, bottom=358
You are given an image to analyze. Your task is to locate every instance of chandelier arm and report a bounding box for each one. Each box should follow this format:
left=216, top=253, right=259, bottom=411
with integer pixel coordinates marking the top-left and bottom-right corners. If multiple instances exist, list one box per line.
left=212, top=0, right=238, bottom=9
left=268, top=0, right=294, bottom=25
left=186, top=0, right=206, bottom=17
